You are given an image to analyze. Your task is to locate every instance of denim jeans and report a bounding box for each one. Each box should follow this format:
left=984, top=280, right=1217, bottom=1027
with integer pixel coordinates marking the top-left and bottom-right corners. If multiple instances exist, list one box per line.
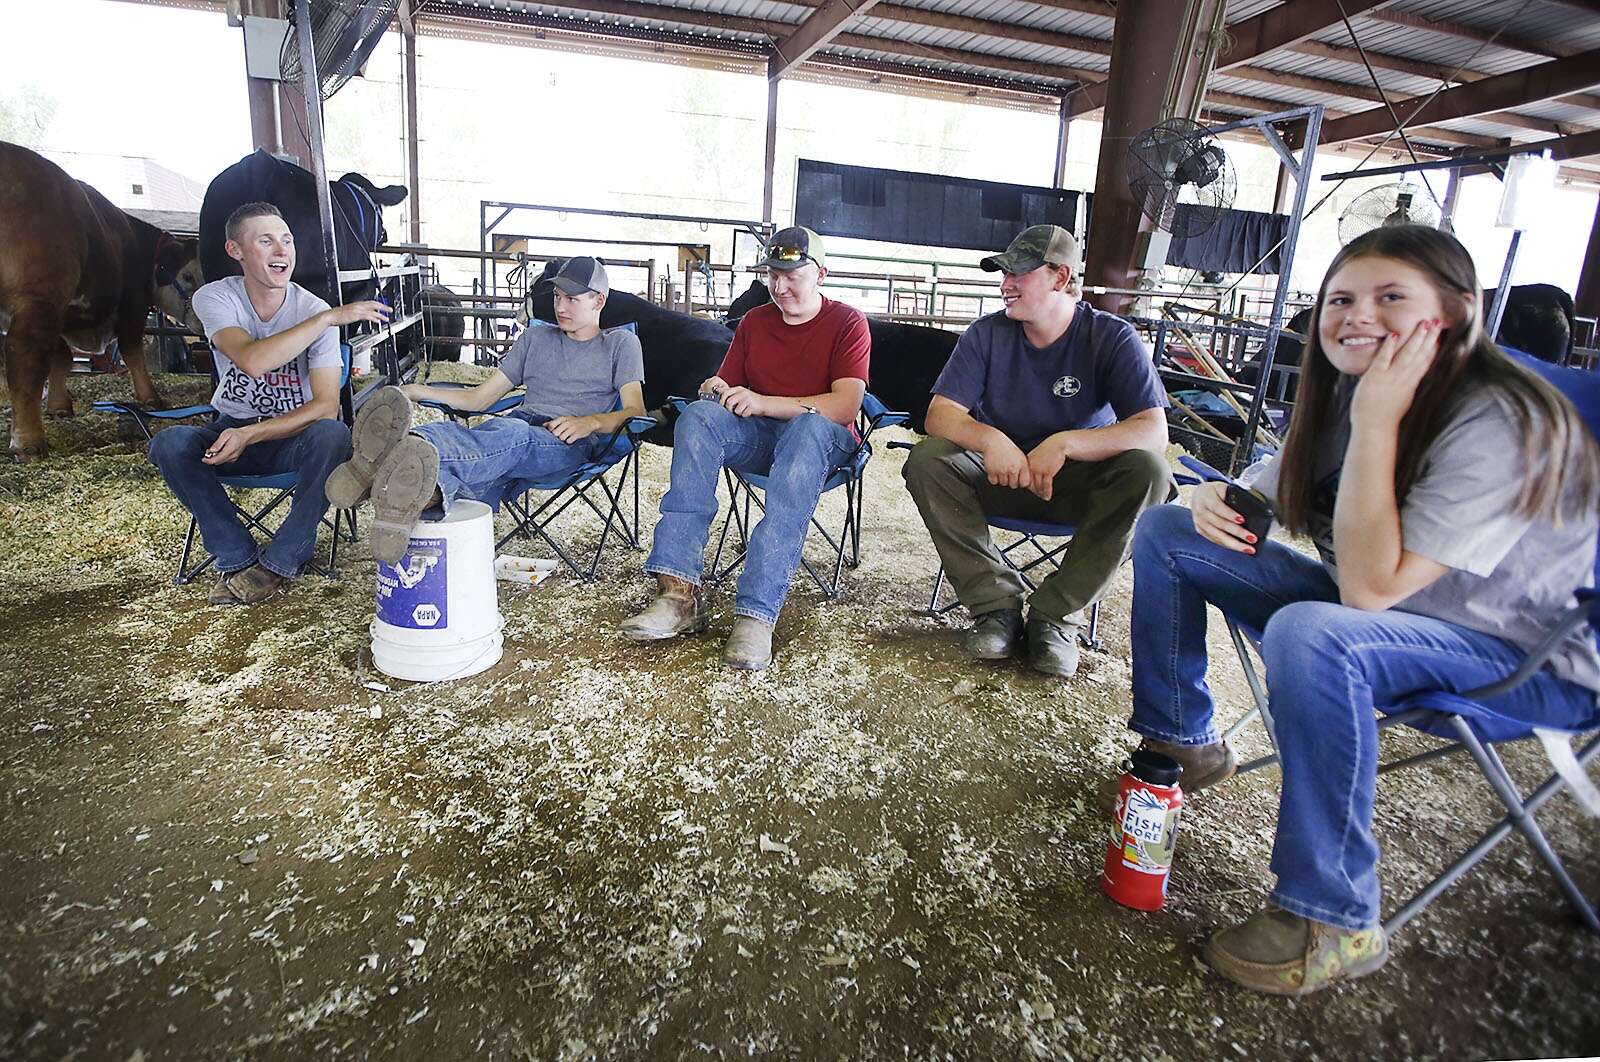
left=149, top=415, right=352, bottom=578
left=645, top=400, right=856, bottom=625
left=1129, top=503, right=1599, bottom=930
left=413, top=413, right=606, bottom=515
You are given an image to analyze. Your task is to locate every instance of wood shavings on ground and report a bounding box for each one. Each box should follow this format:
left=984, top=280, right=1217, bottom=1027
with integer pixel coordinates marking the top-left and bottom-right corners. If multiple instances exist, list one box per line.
left=2, top=371, right=1598, bottom=1058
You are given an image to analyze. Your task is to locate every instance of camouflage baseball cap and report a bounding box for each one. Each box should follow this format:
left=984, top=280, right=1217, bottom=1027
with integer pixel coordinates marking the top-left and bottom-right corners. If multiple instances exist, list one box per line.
left=980, top=224, right=1078, bottom=274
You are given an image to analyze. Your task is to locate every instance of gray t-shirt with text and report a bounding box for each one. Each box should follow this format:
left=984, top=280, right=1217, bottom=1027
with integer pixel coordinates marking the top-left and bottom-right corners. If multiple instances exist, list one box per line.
left=496, top=322, right=645, bottom=418
left=191, top=277, right=341, bottom=420
left=1242, top=386, right=1600, bottom=692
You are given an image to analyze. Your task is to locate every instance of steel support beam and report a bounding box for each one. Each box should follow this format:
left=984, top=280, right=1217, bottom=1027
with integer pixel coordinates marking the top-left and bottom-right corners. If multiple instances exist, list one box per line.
left=1362, top=10, right=1563, bottom=61
left=1577, top=199, right=1600, bottom=320
left=770, top=0, right=883, bottom=80
left=1083, top=0, right=1200, bottom=312
left=1308, top=48, right=1600, bottom=146
left=241, top=0, right=283, bottom=154
left=1053, top=92, right=1078, bottom=188
left=401, top=0, right=422, bottom=243
left=1215, top=0, right=1391, bottom=71
left=762, top=77, right=780, bottom=222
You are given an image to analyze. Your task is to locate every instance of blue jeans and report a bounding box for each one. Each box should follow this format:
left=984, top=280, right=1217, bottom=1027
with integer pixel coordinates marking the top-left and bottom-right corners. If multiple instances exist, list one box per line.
left=149, top=415, right=352, bottom=578
left=413, top=414, right=606, bottom=514
left=1129, top=503, right=1599, bottom=930
left=645, top=401, right=856, bottom=625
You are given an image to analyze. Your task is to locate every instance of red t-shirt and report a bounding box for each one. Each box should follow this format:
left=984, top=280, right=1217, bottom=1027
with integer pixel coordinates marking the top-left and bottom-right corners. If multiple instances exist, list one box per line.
left=718, top=297, right=871, bottom=398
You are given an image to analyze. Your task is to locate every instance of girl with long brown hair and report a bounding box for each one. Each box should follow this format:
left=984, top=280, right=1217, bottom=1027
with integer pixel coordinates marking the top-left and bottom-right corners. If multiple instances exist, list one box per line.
left=1116, top=225, right=1600, bottom=995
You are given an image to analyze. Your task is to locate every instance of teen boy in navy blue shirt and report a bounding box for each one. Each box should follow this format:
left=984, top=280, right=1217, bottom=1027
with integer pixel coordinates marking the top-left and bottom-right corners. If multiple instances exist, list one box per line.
left=903, top=225, right=1174, bottom=677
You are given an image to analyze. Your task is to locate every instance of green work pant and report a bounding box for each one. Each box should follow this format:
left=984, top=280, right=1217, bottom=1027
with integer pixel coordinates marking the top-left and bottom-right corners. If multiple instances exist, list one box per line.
left=902, top=436, right=1175, bottom=625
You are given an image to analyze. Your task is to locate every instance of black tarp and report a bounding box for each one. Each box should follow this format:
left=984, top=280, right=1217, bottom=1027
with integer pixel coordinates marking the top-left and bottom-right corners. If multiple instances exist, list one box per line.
left=794, top=160, right=1078, bottom=253
left=1165, top=205, right=1289, bottom=274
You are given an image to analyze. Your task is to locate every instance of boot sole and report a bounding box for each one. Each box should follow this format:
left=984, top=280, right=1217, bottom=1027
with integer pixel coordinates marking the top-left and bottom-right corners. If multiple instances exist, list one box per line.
left=328, top=388, right=412, bottom=508
left=370, top=437, right=440, bottom=565
left=620, top=615, right=710, bottom=641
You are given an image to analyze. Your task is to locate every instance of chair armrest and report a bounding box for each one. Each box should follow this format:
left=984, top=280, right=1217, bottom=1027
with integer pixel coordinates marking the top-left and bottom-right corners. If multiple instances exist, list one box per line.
left=1458, top=598, right=1600, bottom=701
left=625, top=414, right=662, bottom=435
left=1177, top=455, right=1233, bottom=484
left=416, top=383, right=525, bottom=420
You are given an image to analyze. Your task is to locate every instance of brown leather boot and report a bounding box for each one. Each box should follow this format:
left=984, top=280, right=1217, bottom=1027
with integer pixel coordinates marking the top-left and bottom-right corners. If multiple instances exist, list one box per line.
left=619, top=574, right=708, bottom=640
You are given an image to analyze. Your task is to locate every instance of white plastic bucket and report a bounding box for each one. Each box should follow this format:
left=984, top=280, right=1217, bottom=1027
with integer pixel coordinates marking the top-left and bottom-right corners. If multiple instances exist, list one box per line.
left=370, top=500, right=503, bottom=682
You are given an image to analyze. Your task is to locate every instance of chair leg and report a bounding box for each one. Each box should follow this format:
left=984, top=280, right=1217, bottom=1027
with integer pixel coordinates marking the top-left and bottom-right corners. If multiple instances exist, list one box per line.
left=174, top=515, right=210, bottom=584
left=1227, top=619, right=1281, bottom=773
left=1385, top=725, right=1600, bottom=937
left=1461, top=722, right=1600, bottom=933
left=1078, top=601, right=1103, bottom=651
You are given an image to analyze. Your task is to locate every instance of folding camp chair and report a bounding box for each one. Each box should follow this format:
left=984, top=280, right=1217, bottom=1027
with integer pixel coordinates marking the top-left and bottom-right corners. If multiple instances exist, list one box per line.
left=667, top=393, right=909, bottom=598
left=1178, top=354, right=1600, bottom=938
left=882, top=440, right=1104, bottom=650
left=417, top=386, right=657, bottom=581
left=95, top=344, right=359, bottom=584
left=932, top=514, right=1104, bottom=651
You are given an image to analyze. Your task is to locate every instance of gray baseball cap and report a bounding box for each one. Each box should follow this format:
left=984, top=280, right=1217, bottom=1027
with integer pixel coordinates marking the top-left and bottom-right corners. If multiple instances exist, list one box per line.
left=550, top=256, right=610, bottom=296
left=980, top=225, right=1078, bottom=274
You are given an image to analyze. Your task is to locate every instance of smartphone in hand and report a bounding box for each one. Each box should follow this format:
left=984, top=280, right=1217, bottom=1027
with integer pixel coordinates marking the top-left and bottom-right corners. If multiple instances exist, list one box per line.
left=1224, top=484, right=1275, bottom=544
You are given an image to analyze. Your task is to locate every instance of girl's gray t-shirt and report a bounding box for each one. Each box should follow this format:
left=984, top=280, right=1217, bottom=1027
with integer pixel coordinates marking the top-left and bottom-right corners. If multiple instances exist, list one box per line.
left=1243, top=385, right=1600, bottom=692
left=496, top=323, right=645, bottom=418
left=191, top=277, right=341, bottom=419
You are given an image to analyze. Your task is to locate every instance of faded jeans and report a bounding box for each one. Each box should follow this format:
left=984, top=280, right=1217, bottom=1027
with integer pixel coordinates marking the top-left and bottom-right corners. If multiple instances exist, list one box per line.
left=645, top=400, right=855, bottom=625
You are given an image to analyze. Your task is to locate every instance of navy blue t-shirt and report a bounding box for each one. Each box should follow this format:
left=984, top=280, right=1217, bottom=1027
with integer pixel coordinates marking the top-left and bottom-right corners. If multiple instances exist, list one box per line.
left=931, top=304, right=1167, bottom=451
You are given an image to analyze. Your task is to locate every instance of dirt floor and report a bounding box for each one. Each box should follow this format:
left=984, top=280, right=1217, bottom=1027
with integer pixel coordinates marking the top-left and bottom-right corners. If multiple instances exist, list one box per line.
left=3, top=366, right=1599, bottom=1060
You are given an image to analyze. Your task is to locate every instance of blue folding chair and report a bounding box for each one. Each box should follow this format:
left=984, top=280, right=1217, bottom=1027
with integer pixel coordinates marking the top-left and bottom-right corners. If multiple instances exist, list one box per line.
left=931, top=514, right=1104, bottom=651
left=667, top=393, right=909, bottom=598
left=884, top=440, right=1106, bottom=650
left=95, top=344, right=359, bottom=584
left=417, top=386, right=657, bottom=581
left=1182, top=354, right=1600, bottom=937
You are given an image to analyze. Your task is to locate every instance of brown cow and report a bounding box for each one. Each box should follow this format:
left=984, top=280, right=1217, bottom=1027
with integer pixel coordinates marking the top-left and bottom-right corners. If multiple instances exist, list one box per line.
left=0, top=141, right=203, bottom=459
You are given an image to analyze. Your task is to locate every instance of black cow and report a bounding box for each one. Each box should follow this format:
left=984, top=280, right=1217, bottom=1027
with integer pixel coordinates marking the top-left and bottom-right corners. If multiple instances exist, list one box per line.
left=724, top=279, right=956, bottom=433
left=527, top=260, right=733, bottom=416
left=199, top=149, right=406, bottom=309
left=1485, top=283, right=1575, bottom=364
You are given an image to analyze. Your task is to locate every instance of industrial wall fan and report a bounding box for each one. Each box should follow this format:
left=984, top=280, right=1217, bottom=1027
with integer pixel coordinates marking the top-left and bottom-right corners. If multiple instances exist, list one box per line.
left=1337, top=183, right=1442, bottom=245
left=280, top=0, right=399, bottom=100
left=1125, top=118, right=1237, bottom=239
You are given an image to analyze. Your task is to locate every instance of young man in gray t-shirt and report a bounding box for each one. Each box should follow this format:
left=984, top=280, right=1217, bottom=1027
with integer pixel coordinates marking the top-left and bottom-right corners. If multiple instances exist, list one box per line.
left=326, top=256, right=646, bottom=565
left=149, top=202, right=388, bottom=605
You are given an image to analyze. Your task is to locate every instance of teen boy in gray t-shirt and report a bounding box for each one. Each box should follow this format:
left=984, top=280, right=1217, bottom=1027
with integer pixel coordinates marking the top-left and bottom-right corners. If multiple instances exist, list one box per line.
left=326, top=256, right=647, bottom=565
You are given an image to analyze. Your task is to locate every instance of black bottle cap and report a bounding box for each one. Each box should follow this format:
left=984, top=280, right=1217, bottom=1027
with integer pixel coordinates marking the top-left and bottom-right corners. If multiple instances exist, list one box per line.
left=1129, top=748, right=1182, bottom=787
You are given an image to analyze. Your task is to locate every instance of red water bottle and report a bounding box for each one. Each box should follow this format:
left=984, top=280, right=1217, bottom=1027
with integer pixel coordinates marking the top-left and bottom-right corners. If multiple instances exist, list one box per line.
left=1101, top=748, right=1185, bottom=911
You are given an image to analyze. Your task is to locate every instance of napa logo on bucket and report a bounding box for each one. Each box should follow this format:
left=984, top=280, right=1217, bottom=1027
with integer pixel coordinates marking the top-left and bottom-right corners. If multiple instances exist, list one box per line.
left=376, top=539, right=448, bottom=630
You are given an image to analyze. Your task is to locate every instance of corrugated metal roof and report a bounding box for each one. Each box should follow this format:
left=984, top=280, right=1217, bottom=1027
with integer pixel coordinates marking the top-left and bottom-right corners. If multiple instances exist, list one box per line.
left=420, top=0, right=1600, bottom=156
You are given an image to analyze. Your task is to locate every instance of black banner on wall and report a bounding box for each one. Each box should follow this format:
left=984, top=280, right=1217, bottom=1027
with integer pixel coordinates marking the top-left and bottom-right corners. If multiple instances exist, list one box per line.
left=794, top=159, right=1079, bottom=253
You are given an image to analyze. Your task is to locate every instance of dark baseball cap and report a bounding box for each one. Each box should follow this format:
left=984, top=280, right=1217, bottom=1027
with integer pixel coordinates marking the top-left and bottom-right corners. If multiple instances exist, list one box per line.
left=757, top=226, right=827, bottom=272
left=550, top=256, right=610, bottom=296
left=980, top=225, right=1079, bottom=274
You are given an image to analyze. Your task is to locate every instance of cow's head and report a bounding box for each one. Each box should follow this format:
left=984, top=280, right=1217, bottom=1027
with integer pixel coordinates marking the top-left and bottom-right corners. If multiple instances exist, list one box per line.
left=337, top=172, right=408, bottom=250
left=153, top=235, right=205, bottom=336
